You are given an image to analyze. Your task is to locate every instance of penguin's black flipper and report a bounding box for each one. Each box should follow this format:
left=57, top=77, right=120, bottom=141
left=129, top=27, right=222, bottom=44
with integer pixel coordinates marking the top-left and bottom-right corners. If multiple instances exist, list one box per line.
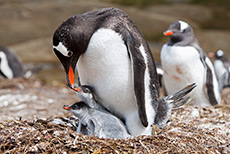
left=125, top=32, right=149, bottom=127
left=154, top=83, right=196, bottom=129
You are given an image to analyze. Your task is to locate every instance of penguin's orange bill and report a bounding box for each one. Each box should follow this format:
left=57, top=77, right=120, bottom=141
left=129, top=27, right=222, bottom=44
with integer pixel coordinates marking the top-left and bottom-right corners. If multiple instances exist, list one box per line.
left=164, top=30, right=174, bottom=36
left=64, top=106, right=70, bottom=110
left=208, top=52, right=215, bottom=58
left=73, top=87, right=83, bottom=92
left=68, top=65, right=75, bottom=88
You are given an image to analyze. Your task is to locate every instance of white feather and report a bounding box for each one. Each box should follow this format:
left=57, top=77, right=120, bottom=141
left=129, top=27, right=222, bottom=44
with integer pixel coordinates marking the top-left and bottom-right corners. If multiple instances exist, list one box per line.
left=53, top=42, right=71, bottom=57
left=178, top=21, right=189, bottom=32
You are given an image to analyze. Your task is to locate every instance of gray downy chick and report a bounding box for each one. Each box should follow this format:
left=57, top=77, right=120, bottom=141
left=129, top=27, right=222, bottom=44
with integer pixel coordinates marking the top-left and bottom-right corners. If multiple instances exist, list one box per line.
left=72, top=85, right=108, bottom=134
left=63, top=101, right=131, bottom=139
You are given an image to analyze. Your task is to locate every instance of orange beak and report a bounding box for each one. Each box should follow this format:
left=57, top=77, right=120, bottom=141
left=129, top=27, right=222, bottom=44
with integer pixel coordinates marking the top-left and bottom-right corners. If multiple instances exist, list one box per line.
left=73, top=87, right=83, bottom=92
left=68, top=65, right=75, bottom=88
left=164, top=30, right=174, bottom=36
left=63, top=105, right=70, bottom=110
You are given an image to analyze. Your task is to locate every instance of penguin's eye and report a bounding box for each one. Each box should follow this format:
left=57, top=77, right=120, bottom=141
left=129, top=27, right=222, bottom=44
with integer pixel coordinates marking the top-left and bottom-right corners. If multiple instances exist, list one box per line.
left=71, top=103, right=79, bottom=109
left=83, top=88, right=90, bottom=93
left=71, top=104, right=77, bottom=109
left=68, top=51, right=73, bottom=57
left=182, top=29, right=187, bottom=33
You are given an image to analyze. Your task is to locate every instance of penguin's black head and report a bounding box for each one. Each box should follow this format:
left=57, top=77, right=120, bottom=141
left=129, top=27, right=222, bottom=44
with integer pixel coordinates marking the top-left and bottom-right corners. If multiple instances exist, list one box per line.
left=53, top=15, right=96, bottom=88
left=164, top=21, right=194, bottom=44
left=215, top=50, right=225, bottom=59
left=208, top=50, right=226, bottom=60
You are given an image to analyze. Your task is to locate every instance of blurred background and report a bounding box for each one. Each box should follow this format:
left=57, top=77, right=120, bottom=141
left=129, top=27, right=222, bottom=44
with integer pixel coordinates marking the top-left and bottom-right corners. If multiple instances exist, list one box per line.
left=0, top=0, right=230, bottom=86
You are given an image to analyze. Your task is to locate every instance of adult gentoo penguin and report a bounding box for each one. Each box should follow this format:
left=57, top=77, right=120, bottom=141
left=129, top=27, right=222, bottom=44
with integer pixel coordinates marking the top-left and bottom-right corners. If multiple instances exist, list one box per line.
left=53, top=8, right=160, bottom=136
left=208, top=50, right=230, bottom=90
left=161, top=20, right=221, bottom=107
left=53, top=8, right=196, bottom=136
left=0, top=46, right=24, bottom=79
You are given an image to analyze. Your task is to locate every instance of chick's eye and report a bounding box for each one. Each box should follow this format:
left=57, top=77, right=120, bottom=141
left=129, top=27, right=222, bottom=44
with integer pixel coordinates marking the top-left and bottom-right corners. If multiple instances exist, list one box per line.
left=84, top=88, right=90, bottom=93
left=72, top=104, right=77, bottom=109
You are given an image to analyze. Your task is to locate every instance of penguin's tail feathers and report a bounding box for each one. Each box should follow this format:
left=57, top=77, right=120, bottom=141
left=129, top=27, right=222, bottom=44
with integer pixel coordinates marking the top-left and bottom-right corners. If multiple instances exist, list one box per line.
left=163, top=83, right=197, bottom=110
left=154, top=83, right=196, bottom=129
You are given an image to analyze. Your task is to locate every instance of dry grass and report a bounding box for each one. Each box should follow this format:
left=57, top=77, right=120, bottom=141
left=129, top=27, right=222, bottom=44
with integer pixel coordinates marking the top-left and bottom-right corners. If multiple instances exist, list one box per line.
left=1, top=89, right=230, bottom=153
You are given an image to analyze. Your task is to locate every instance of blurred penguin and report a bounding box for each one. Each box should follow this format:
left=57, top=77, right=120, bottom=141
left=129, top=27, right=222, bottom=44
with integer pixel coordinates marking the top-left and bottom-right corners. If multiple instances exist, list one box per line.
left=161, top=21, right=221, bottom=107
left=209, top=50, right=230, bottom=91
left=0, top=46, right=24, bottom=79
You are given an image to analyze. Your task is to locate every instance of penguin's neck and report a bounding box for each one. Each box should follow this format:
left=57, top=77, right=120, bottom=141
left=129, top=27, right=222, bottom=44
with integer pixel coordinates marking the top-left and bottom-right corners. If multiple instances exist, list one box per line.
left=170, top=37, right=183, bottom=44
left=75, top=109, right=91, bottom=125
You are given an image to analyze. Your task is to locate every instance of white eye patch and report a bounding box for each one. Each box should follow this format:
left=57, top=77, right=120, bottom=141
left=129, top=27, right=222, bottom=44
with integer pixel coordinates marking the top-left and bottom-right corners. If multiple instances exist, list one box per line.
left=53, top=42, right=73, bottom=57
left=178, top=20, right=189, bottom=32
left=216, top=50, right=224, bottom=57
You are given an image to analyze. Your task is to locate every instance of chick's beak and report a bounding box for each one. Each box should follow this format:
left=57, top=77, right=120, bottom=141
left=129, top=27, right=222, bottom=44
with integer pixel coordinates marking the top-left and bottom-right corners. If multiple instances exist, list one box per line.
left=164, top=30, right=174, bottom=36
left=63, top=105, right=70, bottom=110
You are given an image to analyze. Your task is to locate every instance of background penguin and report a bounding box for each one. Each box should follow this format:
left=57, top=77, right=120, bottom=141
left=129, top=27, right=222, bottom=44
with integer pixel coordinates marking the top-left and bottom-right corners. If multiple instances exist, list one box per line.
left=0, top=46, right=24, bottom=79
left=208, top=50, right=230, bottom=91
left=63, top=101, right=131, bottom=139
left=160, top=20, right=221, bottom=107
left=53, top=8, right=160, bottom=136
left=161, top=21, right=221, bottom=106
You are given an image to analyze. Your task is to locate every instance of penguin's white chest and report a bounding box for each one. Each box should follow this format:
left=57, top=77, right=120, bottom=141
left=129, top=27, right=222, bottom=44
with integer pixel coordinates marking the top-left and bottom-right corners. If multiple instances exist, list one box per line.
left=214, top=60, right=227, bottom=80
left=0, top=51, right=13, bottom=79
left=77, top=28, right=137, bottom=119
left=161, top=45, right=209, bottom=106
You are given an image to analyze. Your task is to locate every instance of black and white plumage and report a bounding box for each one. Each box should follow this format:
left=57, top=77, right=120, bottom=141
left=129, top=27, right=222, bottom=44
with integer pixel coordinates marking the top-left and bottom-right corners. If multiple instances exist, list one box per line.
left=161, top=21, right=221, bottom=107
left=155, top=61, right=164, bottom=87
left=0, top=46, right=24, bottom=79
left=53, top=8, right=160, bottom=136
left=209, top=50, right=230, bottom=90
left=63, top=101, right=131, bottom=139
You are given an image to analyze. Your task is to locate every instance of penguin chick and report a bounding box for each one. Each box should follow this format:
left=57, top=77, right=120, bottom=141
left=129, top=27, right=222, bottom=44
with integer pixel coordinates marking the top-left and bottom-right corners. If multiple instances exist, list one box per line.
left=154, top=83, right=196, bottom=129
left=72, top=85, right=109, bottom=135
left=209, top=50, right=230, bottom=91
left=73, top=85, right=106, bottom=111
left=63, top=101, right=131, bottom=139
